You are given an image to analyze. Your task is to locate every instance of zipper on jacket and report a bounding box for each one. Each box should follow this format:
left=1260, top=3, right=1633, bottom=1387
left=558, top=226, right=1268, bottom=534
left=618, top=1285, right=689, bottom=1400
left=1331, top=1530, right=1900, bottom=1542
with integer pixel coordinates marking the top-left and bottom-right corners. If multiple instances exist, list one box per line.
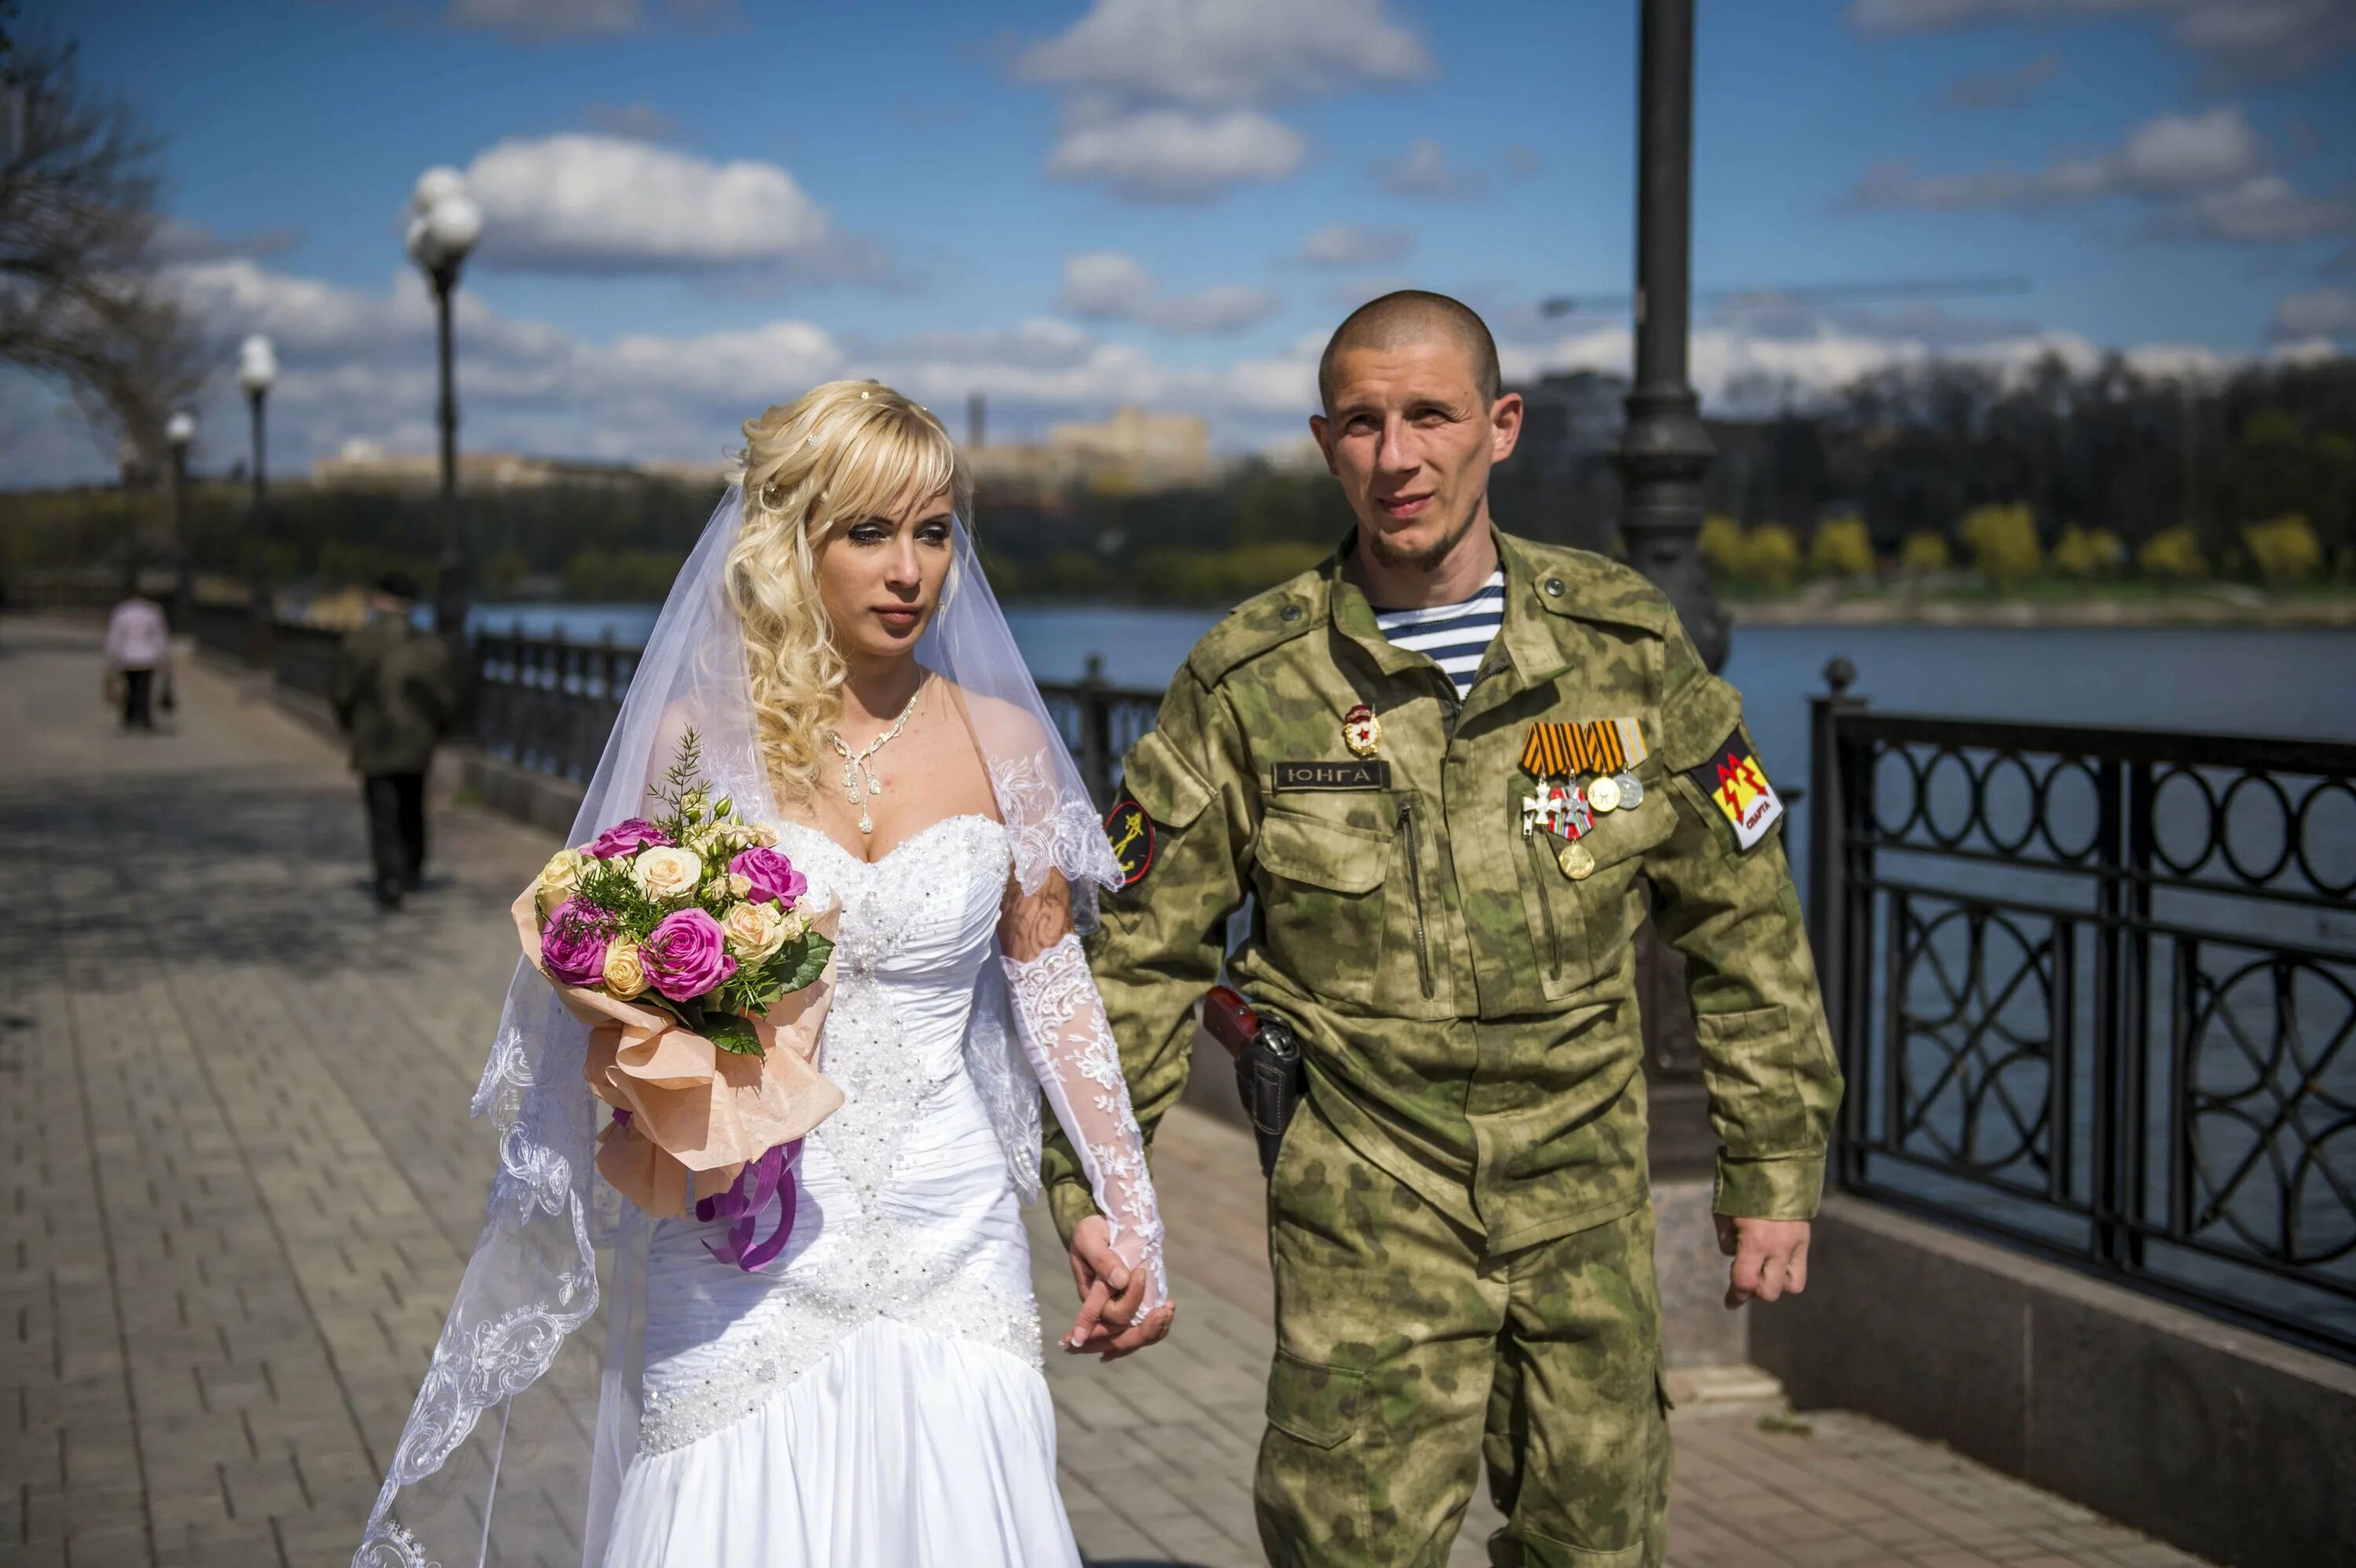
left=1398, top=798, right=1434, bottom=998
left=1525, top=832, right=1564, bottom=979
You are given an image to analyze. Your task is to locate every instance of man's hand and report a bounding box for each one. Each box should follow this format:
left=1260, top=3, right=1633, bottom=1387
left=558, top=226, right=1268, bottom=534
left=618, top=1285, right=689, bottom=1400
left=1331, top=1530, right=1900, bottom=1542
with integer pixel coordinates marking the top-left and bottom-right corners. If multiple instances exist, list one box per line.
left=1716, top=1215, right=1811, bottom=1308
left=1064, top=1214, right=1174, bottom=1361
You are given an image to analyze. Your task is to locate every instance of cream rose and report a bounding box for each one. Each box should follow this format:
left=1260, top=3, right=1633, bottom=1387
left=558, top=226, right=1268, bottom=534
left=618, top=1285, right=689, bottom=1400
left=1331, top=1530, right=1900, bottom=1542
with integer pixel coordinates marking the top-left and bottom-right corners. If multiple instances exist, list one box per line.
left=719, top=900, right=788, bottom=963
left=535, top=848, right=592, bottom=918
left=777, top=906, right=810, bottom=943
left=727, top=872, right=754, bottom=899
left=631, top=845, right=704, bottom=903
left=602, top=940, right=649, bottom=999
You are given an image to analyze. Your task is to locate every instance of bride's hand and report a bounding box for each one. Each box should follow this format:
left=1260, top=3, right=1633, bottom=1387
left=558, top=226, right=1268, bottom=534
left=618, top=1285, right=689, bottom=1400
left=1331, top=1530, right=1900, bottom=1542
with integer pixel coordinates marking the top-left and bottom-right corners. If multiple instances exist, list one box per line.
left=1063, top=1215, right=1174, bottom=1361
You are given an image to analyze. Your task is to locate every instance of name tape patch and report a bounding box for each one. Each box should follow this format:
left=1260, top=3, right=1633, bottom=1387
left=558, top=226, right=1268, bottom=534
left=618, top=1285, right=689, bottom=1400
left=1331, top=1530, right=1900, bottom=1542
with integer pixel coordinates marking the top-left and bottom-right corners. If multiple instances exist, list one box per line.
left=1686, top=729, right=1783, bottom=852
left=1103, top=798, right=1156, bottom=888
left=1273, top=760, right=1391, bottom=792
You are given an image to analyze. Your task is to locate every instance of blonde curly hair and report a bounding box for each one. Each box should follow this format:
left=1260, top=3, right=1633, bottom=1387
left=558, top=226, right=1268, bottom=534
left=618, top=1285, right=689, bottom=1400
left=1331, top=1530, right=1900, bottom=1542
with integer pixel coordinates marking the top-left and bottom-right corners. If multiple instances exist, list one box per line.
left=726, top=380, right=971, bottom=802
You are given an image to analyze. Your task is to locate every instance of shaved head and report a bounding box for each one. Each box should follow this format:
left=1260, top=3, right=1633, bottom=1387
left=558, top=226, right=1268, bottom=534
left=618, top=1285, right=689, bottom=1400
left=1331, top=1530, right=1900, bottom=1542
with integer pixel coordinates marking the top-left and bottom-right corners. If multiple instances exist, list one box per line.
left=1317, top=290, right=1501, bottom=414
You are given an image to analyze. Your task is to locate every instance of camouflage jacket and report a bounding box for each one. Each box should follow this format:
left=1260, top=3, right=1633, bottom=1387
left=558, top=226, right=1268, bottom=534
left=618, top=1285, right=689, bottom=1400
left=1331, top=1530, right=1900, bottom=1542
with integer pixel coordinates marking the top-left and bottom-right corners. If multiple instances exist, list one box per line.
left=1046, top=528, right=1843, bottom=1255
left=331, top=615, right=455, bottom=777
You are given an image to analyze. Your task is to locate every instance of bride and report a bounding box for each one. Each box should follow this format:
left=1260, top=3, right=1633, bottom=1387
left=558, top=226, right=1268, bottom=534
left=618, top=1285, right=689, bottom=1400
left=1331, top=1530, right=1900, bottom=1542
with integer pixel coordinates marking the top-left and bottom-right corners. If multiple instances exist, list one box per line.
left=356, top=381, right=1173, bottom=1568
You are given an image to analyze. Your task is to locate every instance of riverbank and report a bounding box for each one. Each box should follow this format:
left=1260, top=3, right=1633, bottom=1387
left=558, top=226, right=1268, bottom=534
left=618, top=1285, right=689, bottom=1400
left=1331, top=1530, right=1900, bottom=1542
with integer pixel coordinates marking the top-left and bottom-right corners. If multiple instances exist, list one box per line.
left=1732, top=587, right=2356, bottom=627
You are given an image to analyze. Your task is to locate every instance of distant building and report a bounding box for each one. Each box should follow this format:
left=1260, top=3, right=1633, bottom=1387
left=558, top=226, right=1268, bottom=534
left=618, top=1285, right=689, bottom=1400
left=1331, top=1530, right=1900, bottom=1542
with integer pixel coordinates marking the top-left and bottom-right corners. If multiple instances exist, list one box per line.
left=967, top=406, right=1219, bottom=495
left=309, top=440, right=730, bottom=492
left=1494, top=370, right=1629, bottom=549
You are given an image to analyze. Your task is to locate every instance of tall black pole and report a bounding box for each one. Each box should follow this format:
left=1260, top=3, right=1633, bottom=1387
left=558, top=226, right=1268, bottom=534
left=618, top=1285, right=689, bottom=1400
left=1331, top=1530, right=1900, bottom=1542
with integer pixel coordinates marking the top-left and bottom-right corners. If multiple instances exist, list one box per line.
left=247, top=387, right=272, bottom=667
left=170, top=438, right=194, bottom=635
left=1614, top=0, right=1728, bottom=672
left=432, top=262, right=466, bottom=639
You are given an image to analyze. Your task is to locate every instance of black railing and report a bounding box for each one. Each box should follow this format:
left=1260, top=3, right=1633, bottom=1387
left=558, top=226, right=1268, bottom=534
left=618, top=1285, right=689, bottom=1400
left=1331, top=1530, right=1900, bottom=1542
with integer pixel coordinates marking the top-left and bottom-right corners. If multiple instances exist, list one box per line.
left=1809, top=663, right=2356, bottom=1360
left=470, top=627, right=1162, bottom=810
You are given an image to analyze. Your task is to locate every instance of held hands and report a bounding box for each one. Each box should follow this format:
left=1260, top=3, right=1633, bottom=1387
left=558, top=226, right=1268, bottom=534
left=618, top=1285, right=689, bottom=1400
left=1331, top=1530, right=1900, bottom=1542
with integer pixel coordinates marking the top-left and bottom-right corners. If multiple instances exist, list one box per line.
left=1716, top=1215, right=1812, bottom=1309
left=1063, top=1215, right=1175, bottom=1361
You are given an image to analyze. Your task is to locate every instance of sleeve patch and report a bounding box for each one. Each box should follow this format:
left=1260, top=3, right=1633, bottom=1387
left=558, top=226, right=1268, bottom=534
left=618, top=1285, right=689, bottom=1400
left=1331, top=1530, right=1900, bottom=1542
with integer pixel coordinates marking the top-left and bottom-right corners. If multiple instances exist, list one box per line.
left=1104, top=797, right=1158, bottom=888
left=1685, top=728, right=1783, bottom=852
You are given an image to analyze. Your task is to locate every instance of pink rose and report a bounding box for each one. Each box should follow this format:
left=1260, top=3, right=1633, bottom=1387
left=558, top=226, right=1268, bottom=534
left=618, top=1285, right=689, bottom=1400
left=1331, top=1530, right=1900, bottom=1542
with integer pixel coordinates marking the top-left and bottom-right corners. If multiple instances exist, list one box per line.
left=729, top=846, right=807, bottom=909
left=585, top=817, right=675, bottom=860
left=641, top=908, right=737, bottom=1002
left=540, top=897, right=616, bottom=987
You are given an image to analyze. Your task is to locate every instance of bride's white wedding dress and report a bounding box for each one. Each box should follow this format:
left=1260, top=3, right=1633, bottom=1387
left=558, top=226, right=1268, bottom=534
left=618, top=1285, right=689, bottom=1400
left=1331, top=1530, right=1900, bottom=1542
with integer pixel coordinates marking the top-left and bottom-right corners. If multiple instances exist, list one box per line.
left=599, top=812, right=1157, bottom=1567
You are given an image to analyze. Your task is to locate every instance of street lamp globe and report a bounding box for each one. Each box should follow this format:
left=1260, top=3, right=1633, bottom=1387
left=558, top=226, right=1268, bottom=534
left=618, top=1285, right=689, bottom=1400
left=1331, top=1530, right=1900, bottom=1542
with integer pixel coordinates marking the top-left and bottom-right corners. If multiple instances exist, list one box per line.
left=425, top=193, right=482, bottom=264
left=166, top=411, right=196, bottom=448
left=238, top=334, right=278, bottom=397
left=412, top=165, right=467, bottom=216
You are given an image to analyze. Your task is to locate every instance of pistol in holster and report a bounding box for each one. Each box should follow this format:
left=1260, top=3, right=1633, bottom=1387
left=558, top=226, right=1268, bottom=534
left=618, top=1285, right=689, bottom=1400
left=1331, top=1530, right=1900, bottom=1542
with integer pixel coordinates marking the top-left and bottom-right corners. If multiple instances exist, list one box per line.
left=1198, top=985, right=1304, bottom=1179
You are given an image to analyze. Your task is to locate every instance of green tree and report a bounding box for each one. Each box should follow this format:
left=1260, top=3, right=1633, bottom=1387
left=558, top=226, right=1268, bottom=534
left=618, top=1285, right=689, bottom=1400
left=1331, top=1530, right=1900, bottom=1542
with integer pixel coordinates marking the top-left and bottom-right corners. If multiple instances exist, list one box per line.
left=1698, top=514, right=1747, bottom=583
left=1744, top=523, right=1800, bottom=592
left=1808, top=514, right=1874, bottom=580
left=1960, top=503, right=2041, bottom=593
left=1899, top=531, right=1951, bottom=578
left=2138, top=525, right=2208, bottom=585
left=2051, top=525, right=2120, bottom=584
left=2241, top=514, right=2321, bottom=591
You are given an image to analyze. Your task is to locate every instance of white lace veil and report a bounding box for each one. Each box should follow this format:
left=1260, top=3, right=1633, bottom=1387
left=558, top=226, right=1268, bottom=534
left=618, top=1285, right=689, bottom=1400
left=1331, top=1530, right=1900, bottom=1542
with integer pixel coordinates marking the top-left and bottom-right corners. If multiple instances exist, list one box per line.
left=354, top=487, right=1119, bottom=1568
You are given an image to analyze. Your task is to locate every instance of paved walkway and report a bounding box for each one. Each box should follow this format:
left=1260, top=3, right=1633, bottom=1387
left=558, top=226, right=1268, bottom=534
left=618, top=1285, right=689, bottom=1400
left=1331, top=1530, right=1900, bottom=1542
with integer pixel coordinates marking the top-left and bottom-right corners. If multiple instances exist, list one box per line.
left=0, top=619, right=2212, bottom=1568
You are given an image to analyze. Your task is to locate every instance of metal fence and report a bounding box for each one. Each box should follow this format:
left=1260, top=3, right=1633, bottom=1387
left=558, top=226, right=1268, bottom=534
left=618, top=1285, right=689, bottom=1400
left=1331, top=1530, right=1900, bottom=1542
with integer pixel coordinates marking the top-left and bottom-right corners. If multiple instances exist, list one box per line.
left=469, top=627, right=1162, bottom=810
left=1809, top=664, right=2356, bottom=1359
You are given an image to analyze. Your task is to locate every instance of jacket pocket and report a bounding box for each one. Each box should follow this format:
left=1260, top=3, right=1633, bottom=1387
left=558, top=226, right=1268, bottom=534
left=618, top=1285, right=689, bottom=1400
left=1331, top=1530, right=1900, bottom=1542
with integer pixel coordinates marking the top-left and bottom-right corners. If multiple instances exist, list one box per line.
left=1520, top=780, right=1677, bottom=1001
left=1255, top=806, right=1391, bottom=1007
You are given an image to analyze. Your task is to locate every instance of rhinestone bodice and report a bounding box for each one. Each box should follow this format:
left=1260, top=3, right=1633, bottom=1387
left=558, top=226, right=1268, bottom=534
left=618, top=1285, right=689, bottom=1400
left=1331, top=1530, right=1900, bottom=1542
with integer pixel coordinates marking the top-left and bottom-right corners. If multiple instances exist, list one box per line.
left=634, top=813, right=1044, bottom=1455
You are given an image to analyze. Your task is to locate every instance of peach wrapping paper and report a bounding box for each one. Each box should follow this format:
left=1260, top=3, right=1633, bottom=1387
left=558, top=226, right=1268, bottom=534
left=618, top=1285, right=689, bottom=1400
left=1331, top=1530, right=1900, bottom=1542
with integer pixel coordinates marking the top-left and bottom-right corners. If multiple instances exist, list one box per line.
left=510, top=890, right=844, bottom=1219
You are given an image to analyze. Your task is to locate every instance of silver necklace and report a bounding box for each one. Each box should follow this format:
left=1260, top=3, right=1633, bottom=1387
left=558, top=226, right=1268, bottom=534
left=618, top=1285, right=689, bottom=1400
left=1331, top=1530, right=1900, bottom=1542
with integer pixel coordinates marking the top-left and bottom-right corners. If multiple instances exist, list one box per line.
left=829, top=678, right=925, bottom=835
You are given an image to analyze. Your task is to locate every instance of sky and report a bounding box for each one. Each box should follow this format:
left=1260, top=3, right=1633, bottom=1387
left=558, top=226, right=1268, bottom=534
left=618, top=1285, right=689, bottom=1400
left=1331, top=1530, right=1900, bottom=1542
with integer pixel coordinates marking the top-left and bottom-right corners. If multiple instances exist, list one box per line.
left=5, top=0, right=2354, bottom=487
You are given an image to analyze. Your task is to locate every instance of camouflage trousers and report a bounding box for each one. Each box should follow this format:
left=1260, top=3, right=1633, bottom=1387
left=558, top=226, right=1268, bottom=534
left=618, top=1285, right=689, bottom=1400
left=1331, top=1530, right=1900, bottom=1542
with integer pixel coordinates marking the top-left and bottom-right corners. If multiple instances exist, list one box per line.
left=1255, top=1101, right=1671, bottom=1568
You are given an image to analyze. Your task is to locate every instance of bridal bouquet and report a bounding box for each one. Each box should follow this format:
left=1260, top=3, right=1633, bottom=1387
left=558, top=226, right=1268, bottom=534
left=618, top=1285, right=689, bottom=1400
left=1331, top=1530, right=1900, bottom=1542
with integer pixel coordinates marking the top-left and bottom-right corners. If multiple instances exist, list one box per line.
left=513, top=731, right=845, bottom=1244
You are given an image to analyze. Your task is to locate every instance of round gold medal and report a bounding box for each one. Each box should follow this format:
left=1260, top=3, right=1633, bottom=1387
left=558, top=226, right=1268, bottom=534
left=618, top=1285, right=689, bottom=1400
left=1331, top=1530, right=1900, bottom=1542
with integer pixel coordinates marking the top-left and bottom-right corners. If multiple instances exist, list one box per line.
left=1559, top=840, right=1597, bottom=880
left=1586, top=773, right=1622, bottom=813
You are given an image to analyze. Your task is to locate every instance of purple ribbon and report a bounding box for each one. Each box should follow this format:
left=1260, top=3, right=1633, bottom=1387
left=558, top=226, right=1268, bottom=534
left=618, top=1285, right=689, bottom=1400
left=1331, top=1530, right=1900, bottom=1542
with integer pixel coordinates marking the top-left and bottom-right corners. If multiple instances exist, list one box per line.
left=696, top=1141, right=800, bottom=1271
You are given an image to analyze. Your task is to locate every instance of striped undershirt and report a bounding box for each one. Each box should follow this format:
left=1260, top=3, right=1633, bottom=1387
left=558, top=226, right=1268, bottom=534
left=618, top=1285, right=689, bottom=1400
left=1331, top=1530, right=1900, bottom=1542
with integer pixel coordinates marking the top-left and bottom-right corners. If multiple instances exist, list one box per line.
left=1370, top=568, right=1505, bottom=698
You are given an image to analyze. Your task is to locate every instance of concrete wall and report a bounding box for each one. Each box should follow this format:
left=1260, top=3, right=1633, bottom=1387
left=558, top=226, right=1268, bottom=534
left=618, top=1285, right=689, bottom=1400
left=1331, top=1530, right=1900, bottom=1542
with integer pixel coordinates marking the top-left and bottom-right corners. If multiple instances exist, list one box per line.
left=1751, top=1193, right=2356, bottom=1567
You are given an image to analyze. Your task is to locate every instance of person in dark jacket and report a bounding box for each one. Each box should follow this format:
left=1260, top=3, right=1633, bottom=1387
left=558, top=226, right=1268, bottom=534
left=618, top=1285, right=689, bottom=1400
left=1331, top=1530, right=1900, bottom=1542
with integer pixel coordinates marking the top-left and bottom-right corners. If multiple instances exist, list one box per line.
left=331, top=572, right=455, bottom=908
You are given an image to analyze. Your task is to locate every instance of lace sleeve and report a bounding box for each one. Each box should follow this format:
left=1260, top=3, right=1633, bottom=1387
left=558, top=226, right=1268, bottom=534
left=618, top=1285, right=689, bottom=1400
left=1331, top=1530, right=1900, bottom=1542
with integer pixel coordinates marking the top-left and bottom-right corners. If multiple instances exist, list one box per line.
left=1001, top=934, right=1169, bottom=1312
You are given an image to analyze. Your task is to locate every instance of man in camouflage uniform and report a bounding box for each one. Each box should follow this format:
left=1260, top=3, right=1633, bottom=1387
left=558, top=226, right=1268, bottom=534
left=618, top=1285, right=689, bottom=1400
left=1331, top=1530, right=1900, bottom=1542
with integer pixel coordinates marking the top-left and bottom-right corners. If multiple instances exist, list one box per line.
left=1046, top=293, right=1842, bottom=1566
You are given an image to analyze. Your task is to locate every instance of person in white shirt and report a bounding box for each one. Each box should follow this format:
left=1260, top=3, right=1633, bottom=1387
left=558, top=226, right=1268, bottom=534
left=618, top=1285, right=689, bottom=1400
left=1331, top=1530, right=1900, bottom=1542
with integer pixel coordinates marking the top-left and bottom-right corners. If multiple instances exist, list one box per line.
left=102, top=583, right=173, bottom=731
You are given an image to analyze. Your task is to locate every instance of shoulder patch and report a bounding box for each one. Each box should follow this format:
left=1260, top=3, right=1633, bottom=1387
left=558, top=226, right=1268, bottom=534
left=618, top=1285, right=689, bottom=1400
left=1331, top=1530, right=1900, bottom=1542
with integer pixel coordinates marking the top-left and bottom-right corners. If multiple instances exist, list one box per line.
left=1685, top=727, right=1783, bottom=852
left=1103, top=796, right=1157, bottom=889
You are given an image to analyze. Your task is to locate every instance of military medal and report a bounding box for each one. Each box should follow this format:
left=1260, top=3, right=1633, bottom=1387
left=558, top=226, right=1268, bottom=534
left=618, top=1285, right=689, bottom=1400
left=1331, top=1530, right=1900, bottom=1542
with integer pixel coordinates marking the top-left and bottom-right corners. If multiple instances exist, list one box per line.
left=1342, top=703, right=1382, bottom=759
left=1586, top=773, right=1622, bottom=813
left=1559, top=840, right=1597, bottom=879
left=1613, top=772, right=1644, bottom=809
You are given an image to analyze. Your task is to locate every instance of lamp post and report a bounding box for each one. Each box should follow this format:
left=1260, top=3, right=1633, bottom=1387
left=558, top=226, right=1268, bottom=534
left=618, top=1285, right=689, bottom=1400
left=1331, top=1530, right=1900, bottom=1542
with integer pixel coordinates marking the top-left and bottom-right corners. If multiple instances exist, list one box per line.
left=405, top=166, right=483, bottom=640
left=239, top=334, right=278, bottom=666
left=166, top=410, right=196, bottom=634
left=1613, top=0, right=1727, bottom=672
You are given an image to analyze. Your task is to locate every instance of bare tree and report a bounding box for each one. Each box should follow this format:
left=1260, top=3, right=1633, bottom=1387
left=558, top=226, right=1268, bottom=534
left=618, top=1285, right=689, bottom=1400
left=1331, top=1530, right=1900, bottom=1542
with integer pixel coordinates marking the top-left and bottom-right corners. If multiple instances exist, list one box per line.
left=1, top=17, right=208, bottom=477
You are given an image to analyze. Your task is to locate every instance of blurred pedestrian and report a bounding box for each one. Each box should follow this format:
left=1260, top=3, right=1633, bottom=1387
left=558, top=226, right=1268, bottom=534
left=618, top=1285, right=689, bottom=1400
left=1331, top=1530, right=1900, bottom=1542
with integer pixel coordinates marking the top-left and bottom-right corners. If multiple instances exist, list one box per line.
left=331, top=572, right=454, bottom=908
left=102, top=577, right=173, bottom=732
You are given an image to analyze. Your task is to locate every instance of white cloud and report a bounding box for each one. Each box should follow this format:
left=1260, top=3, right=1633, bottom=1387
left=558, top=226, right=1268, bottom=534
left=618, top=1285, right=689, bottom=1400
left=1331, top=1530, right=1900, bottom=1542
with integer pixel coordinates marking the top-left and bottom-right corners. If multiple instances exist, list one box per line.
left=1015, top=0, right=1430, bottom=108
left=1016, top=0, right=1427, bottom=202
left=1297, top=223, right=1415, bottom=267
left=1945, top=53, right=2061, bottom=107
left=443, top=0, right=644, bottom=38
left=2162, top=175, right=2355, bottom=241
left=1846, top=0, right=2356, bottom=82
left=1851, top=104, right=2262, bottom=210
left=1846, top=104, right=2351, bottom=244
left=463, top=134, right=866, bottom=277
left=2273, top=287, right=2356, bottom=338
left=1056, top=251, right=1280, bottom=334
left=1377, top=138, right=1486, bottom=199
left=1044, top=110, right=1305, bottom=203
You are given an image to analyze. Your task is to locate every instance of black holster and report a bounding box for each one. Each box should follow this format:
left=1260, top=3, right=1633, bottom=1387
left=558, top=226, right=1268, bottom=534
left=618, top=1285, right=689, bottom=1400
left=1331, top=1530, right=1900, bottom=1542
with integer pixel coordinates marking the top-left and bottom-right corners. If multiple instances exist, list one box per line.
left=1201, top=986, right=1304, bottom=1178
